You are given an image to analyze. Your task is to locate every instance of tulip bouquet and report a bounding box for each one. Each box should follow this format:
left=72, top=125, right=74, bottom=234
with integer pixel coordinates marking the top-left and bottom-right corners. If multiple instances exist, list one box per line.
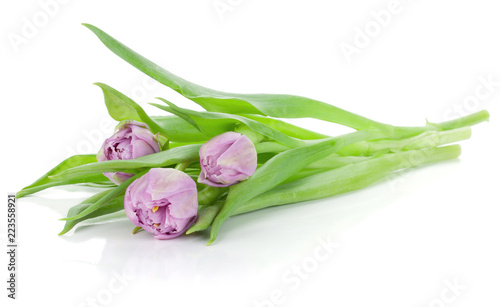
left=18, top=24, right=490, bottom=244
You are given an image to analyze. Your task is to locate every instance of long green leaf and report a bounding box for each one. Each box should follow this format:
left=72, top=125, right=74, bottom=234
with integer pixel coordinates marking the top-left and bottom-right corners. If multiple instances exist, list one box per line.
left=59, top=190, right=125, bottom=235
left=49, top=144, right=201, bottom=181
left=82, top=23, right=393, bottom=134
left=152, top=99, right=305, bottom=147
left=17, top=155, right=110, bottom=198
left=83, top=24, right=490, bottom=139
left=241, top=114, right=328, bottom=140
left=153, top=114, right=328, bottom=142
left=68, top=210, right=128, bottom=234
left=61, top=170, right=148, bottom=221
left=152, top=116, right=209, bottom=143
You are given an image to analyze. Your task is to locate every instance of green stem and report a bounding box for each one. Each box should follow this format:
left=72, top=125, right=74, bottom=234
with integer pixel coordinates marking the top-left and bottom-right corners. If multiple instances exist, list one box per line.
left=155, top=132, right=169, bottom=151
left=198, top=186, right=228, bottom=209
left=175, top=161, right=191, bottom=172
left=392, top=110, right=489, bottom=138
left=306, top=155, right=369, bottom=169
left=337, top=127, right=472, bottom=156
left=186, top=201, right=225, bottom=234
left=255, top=142, right=291, bottom=154
left=305, top=127, right=471, bottom=169
left=234, top=124, right=265, bottom=144
left=232, top=145, right=461, bottom=215
left=132, top=226, right=143, bottom=234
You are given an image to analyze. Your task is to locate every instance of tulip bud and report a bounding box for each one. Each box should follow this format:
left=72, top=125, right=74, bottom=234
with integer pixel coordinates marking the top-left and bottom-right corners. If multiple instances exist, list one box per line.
left=198, top=131, right=257, bottom=187
left=97, top=121, right=161, bottom=184
left=124, top=168, right=198, bottom=239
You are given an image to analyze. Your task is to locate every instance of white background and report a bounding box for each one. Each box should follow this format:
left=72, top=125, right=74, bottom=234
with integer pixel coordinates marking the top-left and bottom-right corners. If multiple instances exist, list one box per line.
left=1, top=1, right=499, bottom=306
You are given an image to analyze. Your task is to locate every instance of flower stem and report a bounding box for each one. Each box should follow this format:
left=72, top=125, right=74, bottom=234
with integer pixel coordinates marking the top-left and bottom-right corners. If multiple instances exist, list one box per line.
left=255, top=142, right=291, bottom=154
left=198, top=186, right=228, bottom=209
left=336, top=127, right=471, bottom=156
left=174, top=161, right=191, bottom=172
left=232, top=145, right=461, bottom=215
left=132, top=226, right=143, bottom=234
left=186, top=201, right=224, bottom=234
left=391, top=110, right=489, bottom=138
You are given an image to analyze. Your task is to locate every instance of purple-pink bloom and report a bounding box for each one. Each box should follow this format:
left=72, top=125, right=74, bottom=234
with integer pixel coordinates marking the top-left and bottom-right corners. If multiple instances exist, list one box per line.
left=97, top=121, right=161, bottom=184
left=124, top=168, right=198, bottom=239
left=198, top=131, right=257, bottom=187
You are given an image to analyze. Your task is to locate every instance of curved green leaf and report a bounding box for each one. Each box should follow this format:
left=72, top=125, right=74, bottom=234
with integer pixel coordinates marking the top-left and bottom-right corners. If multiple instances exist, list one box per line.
left=152, top=99, right=305, bottom=147
left=59, top=189, right=125, bottom=235
left=152, top=116, right=209, bottom=143
left=186, top=201, right=224, bottom=234
left=95, top=82, right=163, bottom=134
left=82, top=23, right=393, bottom=134
left=153, top=114, right=328, bottom=142
left=49, top=144, right=201, bottom=182
left=61, top=170, right=148, bottom=221
left=241, top=114, right=328, bottom=140
left=83, top=24, right=490, bottom=139
left=17, top=155, right=110, bottom=198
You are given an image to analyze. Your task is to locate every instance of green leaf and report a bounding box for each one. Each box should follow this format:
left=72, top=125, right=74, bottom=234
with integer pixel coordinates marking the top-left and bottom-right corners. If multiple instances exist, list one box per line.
left=152, top=99, right=305, bottom=147
left=82, top=23, right=393, bottom=134
left=83, top=24, right=490, bottom=139
left=59, top=189, right=125, bottom=235
left=208, top=130, right=386, bottom=244
left=17, top=155, right=110, bottom=198
left=153, top=114, right=327, bottom=142
left=61, top=170, right=148, bottom=221
left=241, top=114, right=328, bottom=140
left=186, top=201, right=224, bottom=234
left=152, top=116, right=209, bottom=143
left=197, top=186, right=228, bottom=209
left=49, top=144, right=201, bottom=182
left=94, top=82, right=163, bottom=134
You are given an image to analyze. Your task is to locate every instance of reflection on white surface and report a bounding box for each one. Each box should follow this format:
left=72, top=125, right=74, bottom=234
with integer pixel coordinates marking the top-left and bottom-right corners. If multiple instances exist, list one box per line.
left=6, top=143, right=500, bottom=307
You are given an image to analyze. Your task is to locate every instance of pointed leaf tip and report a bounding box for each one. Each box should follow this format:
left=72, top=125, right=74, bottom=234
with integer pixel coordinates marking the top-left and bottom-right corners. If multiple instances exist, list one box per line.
left=82, top=23, right=96, bottom=30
